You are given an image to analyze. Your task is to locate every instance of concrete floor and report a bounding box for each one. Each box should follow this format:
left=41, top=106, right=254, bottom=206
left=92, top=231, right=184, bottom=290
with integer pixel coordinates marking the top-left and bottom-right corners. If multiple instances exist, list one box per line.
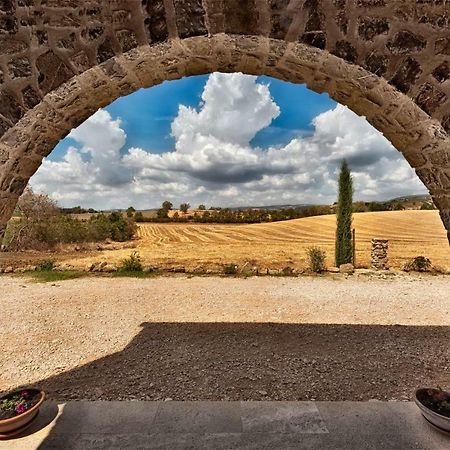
left=1, top=401, right=448, bottom=449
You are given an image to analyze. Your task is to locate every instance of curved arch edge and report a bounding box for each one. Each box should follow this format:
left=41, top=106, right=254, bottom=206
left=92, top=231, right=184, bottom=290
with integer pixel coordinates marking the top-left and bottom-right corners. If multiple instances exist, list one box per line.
left=0, top=35, right=449, bottom=242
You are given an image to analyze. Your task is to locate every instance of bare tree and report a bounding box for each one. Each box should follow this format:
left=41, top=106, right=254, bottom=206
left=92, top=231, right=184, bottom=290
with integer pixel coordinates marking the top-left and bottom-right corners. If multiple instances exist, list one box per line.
left=6, top=187, right=59, bottom=250
left=16, top=187, right=59, bottom=220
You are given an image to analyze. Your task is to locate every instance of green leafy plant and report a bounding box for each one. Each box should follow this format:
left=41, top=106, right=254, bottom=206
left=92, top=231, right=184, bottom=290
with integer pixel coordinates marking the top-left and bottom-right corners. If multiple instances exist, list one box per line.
left=223, top=264, right=238, bottom=275
left=403, top=256, right=432, bottom=272
left=37, top=259, right=55, bottom=271
left=119, top=252, right=143, bottom=272
left=30, top=271, right=85, bottom=283
left=307, top=247, right=326, bottom=273
left=0, top=389, right=40, bottom=420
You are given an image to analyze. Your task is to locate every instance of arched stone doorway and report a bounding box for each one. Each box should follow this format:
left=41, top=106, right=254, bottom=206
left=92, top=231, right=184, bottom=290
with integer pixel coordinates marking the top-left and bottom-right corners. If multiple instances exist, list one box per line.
left=0, top=2, right=449, bottom=242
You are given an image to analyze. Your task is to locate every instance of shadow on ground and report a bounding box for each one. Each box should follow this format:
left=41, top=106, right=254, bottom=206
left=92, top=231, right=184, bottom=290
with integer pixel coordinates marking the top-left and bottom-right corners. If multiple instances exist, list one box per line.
left=17, top=322, right=450, bottom=402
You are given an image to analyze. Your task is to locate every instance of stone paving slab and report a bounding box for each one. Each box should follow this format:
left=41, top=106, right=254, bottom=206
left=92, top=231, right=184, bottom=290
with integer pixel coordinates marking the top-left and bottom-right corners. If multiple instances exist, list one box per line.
left=1, top=401, right=448, bottom=449
left=240, top=401, right=328, bottom=434
left=152, top=401, right=243, bottom=434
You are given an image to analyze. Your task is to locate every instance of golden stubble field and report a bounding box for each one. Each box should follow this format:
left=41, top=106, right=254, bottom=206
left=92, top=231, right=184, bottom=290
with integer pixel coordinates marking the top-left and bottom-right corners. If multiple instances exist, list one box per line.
left=62, top=210, right=450, bottom=271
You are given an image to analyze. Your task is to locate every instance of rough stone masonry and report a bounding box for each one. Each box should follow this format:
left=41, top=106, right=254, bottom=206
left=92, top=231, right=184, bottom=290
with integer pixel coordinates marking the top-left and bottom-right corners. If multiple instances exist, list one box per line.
left=0, top=1, right=449, bottom=242
left=371, top=239, right=389, bottom=270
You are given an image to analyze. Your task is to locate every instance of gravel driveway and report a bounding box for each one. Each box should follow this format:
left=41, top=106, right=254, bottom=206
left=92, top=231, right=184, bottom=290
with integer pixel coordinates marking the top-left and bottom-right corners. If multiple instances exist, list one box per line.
left=1, top=274, right=449, bottom=401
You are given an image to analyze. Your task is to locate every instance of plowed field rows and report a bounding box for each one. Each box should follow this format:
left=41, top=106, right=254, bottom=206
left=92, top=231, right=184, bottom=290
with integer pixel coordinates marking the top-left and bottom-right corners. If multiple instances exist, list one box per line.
left=64, top=210, right=450, bottom=271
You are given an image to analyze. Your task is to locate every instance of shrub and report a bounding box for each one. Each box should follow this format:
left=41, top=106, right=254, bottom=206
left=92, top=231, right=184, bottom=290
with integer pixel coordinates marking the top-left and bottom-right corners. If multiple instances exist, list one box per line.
left=403, top=256, right=432, bottom=272
left=4, top=189, right=137, bottom=251
left=37, top=259, right=55, bottom=271
left=420, top=202, right=435, bottom=210
left=223, top=264, right=238, bottom=275
left=87, top=214, right=113, bottom=241
left=307, top=247, right=326, bottom=273
left=5, top=213, right=137, bottom=251
left=108, top=212, right=137, bottom=242
left=119, top=252, right=143, bottom=272
left=88, top=212, right=136, bottom=242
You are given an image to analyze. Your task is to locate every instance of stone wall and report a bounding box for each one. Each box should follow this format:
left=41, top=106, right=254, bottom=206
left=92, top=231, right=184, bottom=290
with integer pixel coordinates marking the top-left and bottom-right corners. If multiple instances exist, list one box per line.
left=0, top=1, right=449, bottom=241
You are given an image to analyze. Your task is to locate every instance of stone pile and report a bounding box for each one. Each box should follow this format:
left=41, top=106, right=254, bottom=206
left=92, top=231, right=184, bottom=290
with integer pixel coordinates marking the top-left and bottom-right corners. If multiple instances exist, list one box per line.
left=371, top=239, right=389, bottom=270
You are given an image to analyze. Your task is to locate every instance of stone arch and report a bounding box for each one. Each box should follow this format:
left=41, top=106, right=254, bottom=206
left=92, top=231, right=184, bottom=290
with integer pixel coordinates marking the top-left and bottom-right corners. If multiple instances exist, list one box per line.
left=0, top=1, right=449, bottom=242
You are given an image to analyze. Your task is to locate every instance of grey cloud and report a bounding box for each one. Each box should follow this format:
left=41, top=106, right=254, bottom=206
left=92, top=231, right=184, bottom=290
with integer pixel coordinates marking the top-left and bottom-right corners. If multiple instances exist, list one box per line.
left=30, top=74, right=426, bottom=210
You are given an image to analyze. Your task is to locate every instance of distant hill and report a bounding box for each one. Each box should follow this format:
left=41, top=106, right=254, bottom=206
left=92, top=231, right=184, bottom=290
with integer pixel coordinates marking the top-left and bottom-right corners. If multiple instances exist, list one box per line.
left=387, top=194, right=433, bottom=210
left=66, top=194, right=435, bottom=218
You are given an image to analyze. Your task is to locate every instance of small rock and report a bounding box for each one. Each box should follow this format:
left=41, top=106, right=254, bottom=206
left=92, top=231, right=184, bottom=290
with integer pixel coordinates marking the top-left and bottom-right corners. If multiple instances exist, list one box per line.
left=355, top=268, right=374, bottom=276
left=339, top=263, right=354, bottom=274
left=327, top=267, right=340, bottom=273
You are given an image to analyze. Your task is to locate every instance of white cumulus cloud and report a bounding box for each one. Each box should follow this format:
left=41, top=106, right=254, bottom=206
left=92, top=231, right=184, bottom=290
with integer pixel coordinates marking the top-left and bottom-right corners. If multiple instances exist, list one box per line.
left=30, top=73, right=426, bottom=210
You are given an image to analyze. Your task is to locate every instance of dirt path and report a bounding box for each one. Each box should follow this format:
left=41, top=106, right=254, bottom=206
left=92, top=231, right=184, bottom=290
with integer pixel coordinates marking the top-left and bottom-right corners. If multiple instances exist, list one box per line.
left=0, top=275, right=449, bottom=401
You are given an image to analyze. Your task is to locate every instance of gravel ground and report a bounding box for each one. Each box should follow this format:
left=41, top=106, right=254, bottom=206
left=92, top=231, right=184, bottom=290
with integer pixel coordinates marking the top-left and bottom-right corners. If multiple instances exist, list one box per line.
left=0, top=274, right=449, bottom=401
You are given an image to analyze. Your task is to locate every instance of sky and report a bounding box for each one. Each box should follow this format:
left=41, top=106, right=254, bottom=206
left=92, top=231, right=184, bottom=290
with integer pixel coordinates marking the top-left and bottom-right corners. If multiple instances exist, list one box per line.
left=30, top=73, right=427, bottom=210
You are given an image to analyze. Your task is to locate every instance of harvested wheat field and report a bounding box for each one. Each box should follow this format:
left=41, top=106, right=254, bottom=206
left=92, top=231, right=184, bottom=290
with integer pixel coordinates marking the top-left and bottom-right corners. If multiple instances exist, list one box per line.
left=61, top=210, right=450, bottom=271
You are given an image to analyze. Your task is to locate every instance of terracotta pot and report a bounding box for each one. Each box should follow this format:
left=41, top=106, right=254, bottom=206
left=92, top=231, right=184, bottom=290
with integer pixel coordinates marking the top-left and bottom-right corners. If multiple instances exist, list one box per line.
left=415, top=388, right=450, bottom=434
left=0, top=390, right=45, bottom=435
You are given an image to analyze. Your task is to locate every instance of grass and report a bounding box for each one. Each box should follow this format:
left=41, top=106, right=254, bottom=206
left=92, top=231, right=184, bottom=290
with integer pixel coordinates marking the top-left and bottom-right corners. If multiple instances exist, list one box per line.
left=26, top=270, right=163, bottom=282
left=28, top=270, right=86, bottom=283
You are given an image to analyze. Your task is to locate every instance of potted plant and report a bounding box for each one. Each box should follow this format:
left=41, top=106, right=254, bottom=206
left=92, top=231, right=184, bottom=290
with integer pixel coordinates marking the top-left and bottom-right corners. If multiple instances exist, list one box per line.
left=0, top=388, right=45, bottom=438
left=415, top=388, right=450, bottom=433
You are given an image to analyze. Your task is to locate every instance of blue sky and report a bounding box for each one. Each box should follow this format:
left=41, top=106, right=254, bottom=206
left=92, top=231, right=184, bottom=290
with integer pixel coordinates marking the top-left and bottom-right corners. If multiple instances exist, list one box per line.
left=32, top=73, right=425, bottom=210
left=50, top=75, right=336, bottom=160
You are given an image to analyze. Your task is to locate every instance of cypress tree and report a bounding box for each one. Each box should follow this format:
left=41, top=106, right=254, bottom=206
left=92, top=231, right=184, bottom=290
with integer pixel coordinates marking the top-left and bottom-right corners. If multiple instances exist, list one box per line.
left=335, top=160, right=353, bottom=266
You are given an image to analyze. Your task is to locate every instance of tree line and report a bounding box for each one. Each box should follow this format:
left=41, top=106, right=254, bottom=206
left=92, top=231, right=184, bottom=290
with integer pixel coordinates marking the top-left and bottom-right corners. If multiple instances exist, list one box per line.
left=133, top=201, right=333, bottom=224
left=127, top=197, right=434, bottom=225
